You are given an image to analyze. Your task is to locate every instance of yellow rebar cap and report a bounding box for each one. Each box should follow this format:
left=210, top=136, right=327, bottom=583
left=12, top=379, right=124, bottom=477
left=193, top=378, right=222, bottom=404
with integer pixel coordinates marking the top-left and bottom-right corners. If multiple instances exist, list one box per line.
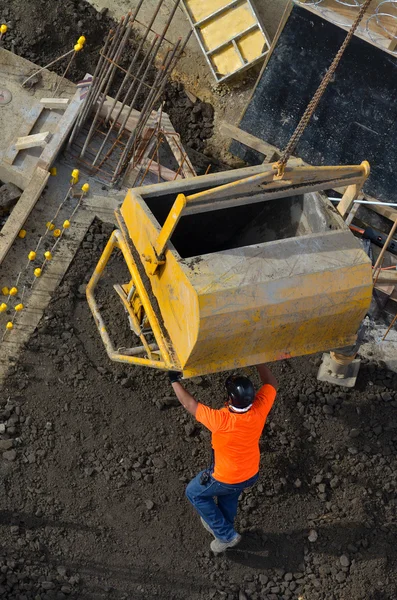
left=9, top=287, right=18, bottom=296
left=6, top=322, right=13, bottom=330
left=15, top=304, right=24, bottom=312
left=34, top=268, right=42, bottom=278
left=63, top=220, right=71, bottom=229
left=53, top=229, right=61, bottom=238
left=50, top=167, right=57, bottom=176
left=46, top=221, right=55, bottom=231
left=0, top=303, right=7, bottom=313
left=77, top=36, right=86, bottom=46
left=0, top=25, right=8, bottom=34
left=28, top=251, right=36, bottom=261
left=18, top=229, right=27, bottom=239
left=74, top=43, right=83, bottom=52
left=44, top=251, right=53, bottom=260
left=82, top=183, right=90, bottom=193
left=1, top=287, right=9, bottom=296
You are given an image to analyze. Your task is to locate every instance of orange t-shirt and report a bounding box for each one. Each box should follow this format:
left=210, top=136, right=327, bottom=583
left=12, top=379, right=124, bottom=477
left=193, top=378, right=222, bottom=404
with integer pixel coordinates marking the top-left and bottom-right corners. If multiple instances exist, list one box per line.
left=195, top=384, right=277, bottom=484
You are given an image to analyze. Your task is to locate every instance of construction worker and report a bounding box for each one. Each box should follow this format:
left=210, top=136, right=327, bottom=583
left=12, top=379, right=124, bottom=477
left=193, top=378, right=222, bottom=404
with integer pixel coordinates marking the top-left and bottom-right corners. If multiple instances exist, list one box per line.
left=168, top=364, right=278, bottom=554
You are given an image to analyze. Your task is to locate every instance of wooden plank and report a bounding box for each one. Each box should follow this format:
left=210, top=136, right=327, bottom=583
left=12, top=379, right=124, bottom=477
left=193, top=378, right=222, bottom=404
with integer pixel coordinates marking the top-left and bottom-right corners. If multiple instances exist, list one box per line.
left=148, top=162, right=182, bottom=181
left=220, top=121, right=279, bottom=162
left=366, top=201, right=397, bottom=223
left=40, top=98, right=70, bottom=109
left=337, top=183, right=360, bottom=218
left=377, top=271, right=397, bottom=285
left=161, top=113, right=196, bottom=179
left=3, top=104, right=43, bottom=165
left=15, top=131, right=52, bottom=151
left=0, top=167, right=50, bottom=266
left=37, top=83, right=85, bottom=170
left=0, top=164, right=30, bottom=191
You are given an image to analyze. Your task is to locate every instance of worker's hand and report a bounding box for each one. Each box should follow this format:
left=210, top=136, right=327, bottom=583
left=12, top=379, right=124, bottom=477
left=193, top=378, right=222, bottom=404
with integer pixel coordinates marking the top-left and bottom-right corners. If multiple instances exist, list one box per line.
left=168, top=371, right=182, bottom=384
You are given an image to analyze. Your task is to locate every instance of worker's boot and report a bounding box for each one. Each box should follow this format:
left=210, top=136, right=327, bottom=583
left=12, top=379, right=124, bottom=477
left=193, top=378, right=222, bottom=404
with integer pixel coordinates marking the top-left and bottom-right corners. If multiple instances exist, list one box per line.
left=200, top=517, right=215, bottom=537
left=210, top=534, right=241, bottom=554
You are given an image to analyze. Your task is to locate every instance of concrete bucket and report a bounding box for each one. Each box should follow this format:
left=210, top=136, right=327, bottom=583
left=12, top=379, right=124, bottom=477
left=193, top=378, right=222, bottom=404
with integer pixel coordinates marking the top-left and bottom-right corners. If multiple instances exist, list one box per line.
left=86, top=161, right=373, bottom=377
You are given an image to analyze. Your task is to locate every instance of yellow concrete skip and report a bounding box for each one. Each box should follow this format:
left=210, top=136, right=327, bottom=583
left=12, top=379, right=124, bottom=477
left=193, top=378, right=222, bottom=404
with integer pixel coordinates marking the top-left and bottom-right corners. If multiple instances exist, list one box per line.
left=87, top=162, right=373, bottom=377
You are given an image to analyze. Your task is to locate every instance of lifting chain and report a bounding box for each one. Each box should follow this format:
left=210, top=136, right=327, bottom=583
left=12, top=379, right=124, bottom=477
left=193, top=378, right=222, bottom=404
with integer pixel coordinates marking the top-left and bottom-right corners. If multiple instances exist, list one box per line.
left=274, top=0, right=374, bottom=178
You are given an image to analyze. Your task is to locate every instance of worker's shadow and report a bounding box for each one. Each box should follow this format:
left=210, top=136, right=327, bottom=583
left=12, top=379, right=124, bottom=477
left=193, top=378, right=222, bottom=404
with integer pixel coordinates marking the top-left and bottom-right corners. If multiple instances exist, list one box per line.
left=224, top=520, right=390, bottom=571
left=224, top=527, right=302, bottom=571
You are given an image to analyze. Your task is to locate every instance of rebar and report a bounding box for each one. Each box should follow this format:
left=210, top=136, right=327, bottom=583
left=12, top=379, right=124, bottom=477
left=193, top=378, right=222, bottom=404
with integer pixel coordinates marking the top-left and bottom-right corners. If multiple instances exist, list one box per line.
left=104, top=0, right=165, bottom=122
left=71, top=0, right=189, bottom=186
left=91, top=34, right=159, bottom=166
left=80, top=12, right=134, bottom=157
left=111, top=43, right=180, bottom=184
left=92, top=0, right=181, bottom=167
left=68, top=28, right=113, bottom=148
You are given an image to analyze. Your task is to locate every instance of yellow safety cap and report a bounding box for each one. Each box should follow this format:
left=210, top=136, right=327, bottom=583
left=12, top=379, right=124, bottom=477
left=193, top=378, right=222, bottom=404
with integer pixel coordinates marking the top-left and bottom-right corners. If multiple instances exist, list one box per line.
left=71, top=169, right=79, bottom=178
left=15, top=304, right=24, bottom=312
left=46, top=221, right=55, bottom=231
left=9, top=287, right=18, bottom=296
left=18, top=229, right=27, bottom=239
left=6, top=322, right=13, bottom=331
left=53, top=229, right=61, bottom=238
left=50, top=167, right=57, bottom=176
left=81, top=183, right=90, bottom=193
left=28, top=251, right=36, bottom=261
left=44, top=251, right=53, bottom=260
left=0, top=303, right=7, bottom=313
left=34, top=268, right=42, bottom=278
left=63, top=220, right=71, bottom=229
left=0, top=25, right=8, bottom=34
left=77, top=36, right=86, bottom=46
left=74, top=43, right=83, bottom=52
left=1, top=287, right=9, bottom=296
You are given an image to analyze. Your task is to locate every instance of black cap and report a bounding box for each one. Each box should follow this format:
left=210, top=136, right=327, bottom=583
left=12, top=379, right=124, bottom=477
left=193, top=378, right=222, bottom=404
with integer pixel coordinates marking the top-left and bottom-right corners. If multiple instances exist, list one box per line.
left=225, top=375, right=255, bottom=409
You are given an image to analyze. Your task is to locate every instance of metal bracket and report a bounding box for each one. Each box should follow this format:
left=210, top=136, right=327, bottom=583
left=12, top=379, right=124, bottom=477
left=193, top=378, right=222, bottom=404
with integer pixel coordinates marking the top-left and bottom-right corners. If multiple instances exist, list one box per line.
left=142, top=193, right=187, bottom=274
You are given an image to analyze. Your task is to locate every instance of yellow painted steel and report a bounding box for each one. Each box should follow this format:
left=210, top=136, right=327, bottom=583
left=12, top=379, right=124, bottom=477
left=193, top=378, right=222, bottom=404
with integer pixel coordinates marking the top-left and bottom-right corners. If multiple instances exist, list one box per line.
left=87, top=161, right=373, bottom=377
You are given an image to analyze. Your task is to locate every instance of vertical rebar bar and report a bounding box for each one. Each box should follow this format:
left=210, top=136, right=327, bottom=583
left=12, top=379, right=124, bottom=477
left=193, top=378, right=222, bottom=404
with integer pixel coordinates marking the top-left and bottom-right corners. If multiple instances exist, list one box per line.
left=91, top=34, right=159, bottom=166
left=80, top=13, right=133, bottom=157
left=104, top=0, right=166, bottom=122
left=92, top=0, right=181, bottom=167
left=118, top=0, right=182, bottom=138
left=112, top=39, right=183, bottom=184
left=69, top=28, right=113, bottom=139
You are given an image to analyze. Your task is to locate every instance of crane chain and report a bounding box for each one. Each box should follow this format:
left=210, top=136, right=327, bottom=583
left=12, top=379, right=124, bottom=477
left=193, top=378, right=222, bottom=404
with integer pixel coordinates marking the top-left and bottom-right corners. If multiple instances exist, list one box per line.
left=275, top=0, right=374, bottom=178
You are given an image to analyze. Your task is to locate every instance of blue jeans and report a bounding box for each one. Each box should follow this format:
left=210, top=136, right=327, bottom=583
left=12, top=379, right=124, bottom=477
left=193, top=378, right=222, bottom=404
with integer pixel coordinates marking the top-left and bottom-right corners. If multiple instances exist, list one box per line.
left=186, top=471, right=259, bottom=543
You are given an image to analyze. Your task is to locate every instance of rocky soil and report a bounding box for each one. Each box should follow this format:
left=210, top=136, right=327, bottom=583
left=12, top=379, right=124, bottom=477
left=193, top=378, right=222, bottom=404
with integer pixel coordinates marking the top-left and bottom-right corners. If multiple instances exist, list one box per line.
left=0, top=222, right=396, bottom=599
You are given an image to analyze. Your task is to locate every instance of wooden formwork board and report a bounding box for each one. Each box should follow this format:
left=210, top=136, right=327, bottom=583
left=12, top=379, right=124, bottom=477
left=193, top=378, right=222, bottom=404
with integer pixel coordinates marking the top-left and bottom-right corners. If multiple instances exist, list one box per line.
left=0, top=73, right=84, bottom=266
left=182, top=0, right=271, bottom=82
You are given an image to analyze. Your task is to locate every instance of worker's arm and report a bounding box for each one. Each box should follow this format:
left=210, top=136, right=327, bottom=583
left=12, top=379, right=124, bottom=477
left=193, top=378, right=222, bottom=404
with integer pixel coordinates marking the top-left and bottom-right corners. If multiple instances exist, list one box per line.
left=256, top=363, right=278, bottom=391
left=169, top=372, right=198, bottom=416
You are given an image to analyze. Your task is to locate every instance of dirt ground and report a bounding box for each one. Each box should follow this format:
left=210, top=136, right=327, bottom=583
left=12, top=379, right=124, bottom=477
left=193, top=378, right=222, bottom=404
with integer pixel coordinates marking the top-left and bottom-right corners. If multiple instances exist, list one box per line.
left=1, top=222, right=397, bottom=600
left=2, top=1, right=397, bottom=599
